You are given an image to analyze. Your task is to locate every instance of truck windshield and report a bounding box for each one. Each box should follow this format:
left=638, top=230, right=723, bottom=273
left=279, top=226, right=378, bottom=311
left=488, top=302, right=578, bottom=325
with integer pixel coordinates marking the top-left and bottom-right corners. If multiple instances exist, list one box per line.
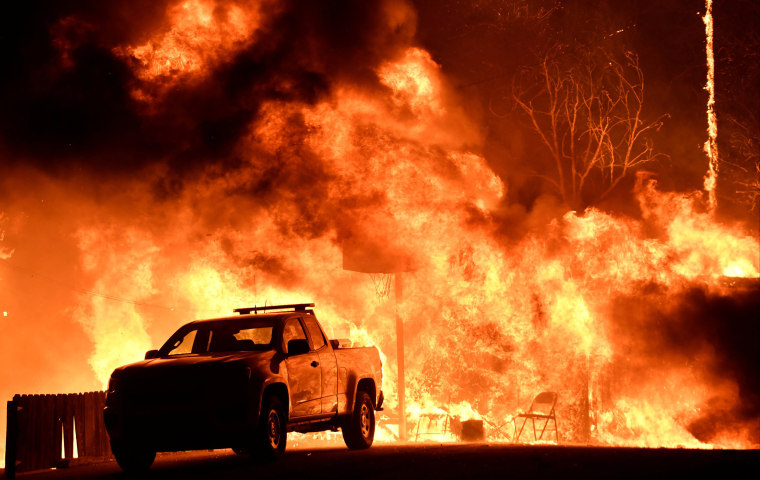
left=162, top=319, right=276, bottom=356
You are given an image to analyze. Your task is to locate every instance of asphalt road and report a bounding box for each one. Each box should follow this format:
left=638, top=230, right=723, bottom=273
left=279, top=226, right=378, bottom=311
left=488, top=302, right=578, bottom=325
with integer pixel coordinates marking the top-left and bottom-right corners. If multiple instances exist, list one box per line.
left=3, top=443, right=759, bottom=480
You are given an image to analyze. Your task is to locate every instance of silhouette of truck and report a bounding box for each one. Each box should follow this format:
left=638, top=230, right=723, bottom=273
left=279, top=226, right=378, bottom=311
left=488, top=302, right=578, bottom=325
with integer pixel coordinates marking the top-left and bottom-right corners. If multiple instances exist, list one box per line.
left=103, top=303, right=384, bottom=472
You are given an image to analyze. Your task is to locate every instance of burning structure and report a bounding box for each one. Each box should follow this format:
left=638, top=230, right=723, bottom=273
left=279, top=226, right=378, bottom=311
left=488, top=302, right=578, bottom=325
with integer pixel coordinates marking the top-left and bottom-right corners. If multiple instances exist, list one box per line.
left=1, top=0, right=759, bottom=465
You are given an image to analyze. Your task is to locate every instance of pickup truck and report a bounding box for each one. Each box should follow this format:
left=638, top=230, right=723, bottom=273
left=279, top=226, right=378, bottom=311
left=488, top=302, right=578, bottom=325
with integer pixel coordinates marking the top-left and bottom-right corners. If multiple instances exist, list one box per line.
left=103, top=303, right=384, bottom=472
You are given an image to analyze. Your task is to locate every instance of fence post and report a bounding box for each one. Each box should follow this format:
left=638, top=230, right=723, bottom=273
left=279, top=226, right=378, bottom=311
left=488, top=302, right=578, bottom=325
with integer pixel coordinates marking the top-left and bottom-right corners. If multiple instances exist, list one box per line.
left=5, top=398, right=18, bottom=479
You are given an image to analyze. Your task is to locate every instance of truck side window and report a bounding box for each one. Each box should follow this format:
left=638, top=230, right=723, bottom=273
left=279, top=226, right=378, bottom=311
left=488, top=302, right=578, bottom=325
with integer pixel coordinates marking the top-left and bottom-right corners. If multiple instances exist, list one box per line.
left=208, top=329, right=240, bottom=352
left=303, top=316, right=326, bottom=350
left=282, top=318, right=308, bottom=347
left=167, top=329, right=197, bottom=356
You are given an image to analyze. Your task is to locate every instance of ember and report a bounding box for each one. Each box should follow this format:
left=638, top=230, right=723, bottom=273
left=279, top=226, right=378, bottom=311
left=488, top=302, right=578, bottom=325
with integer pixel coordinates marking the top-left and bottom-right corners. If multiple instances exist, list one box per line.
left=1, top=0, right=759, bottom=467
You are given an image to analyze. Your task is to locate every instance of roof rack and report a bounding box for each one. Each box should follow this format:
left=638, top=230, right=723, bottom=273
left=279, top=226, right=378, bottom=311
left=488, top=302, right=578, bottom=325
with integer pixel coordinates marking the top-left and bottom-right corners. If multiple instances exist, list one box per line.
left=233, top=303, right=315, bottom=315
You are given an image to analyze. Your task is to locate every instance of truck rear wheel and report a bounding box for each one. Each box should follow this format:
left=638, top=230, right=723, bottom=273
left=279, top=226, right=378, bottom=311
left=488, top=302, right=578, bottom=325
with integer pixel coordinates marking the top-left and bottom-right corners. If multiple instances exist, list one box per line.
left=342, top=390, right=375, bottom=449
left=110, top=439, right=156, bottom=473
left=254, top=394, right=287, bottom=460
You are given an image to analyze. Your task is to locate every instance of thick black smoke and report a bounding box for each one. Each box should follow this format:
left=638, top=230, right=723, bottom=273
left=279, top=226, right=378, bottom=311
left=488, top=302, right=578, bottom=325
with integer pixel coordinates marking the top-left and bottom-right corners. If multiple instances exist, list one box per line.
left=0, top=0, right=414, bottom=182
left=0, top=1, right=164, bottom=172
left=609, top=282, right=760, bottom=444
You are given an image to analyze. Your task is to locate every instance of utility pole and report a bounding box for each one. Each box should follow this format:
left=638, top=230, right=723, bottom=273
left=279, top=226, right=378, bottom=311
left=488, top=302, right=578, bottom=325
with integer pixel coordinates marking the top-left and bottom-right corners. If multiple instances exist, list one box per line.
left=395, top=272, right=407, bottom=441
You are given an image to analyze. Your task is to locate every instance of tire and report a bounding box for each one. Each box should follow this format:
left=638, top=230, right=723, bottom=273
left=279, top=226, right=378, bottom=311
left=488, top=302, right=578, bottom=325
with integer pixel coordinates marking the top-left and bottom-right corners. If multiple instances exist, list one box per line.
left=342, top=390, right=375, bottom=449
left=110, top=439, right=156, bottom=473
left=253, top=395, right=287, bottom=460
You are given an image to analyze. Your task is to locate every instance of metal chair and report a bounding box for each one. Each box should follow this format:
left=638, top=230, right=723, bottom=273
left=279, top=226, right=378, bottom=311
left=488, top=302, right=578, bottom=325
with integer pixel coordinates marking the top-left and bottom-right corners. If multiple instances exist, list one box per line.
left=414, top=413, right=452, bottom=442
left=513, top=391, right=559, bottom=443
left=482, top=416, right=512, bottom=441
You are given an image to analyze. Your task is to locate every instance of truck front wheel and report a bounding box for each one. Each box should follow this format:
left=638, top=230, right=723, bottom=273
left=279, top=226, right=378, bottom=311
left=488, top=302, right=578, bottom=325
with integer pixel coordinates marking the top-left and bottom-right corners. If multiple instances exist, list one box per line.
left=342, top=390, right=375, bottom=449
left=254, top=394, right=287, bottom=460
left=110, top=439, right=156, bottom=473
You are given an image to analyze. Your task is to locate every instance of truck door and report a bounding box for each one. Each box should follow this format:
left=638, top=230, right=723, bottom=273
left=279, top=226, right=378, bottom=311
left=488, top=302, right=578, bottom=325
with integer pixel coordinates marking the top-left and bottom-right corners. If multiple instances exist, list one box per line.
left=303, top=316, right=338, bottom=414
left=283, top=317, right=322, bottom=418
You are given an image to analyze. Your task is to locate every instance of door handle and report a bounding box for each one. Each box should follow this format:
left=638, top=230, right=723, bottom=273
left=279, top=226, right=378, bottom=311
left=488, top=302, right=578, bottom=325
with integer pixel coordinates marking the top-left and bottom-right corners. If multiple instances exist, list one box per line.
left=311, top=361, right=319, bottom=367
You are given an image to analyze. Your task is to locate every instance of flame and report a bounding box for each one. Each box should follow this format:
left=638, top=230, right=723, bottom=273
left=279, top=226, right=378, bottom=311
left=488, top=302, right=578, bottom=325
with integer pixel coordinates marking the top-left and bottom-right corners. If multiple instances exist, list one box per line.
left=114, top=0, right=261, bottom=99
left=0, top=213, right=13, bottom=260
left=74, top=227, right=157, bottom=386
left=637, top=177, right=759, bottom=279
left=378, top=48, right=446, bottom=118
left=703, top=0, right=719, bottom=211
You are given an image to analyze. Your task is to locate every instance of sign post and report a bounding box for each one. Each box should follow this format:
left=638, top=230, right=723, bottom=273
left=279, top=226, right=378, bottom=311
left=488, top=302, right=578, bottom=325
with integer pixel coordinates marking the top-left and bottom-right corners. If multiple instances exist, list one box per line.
left=395, top=273, right=407, bottom=441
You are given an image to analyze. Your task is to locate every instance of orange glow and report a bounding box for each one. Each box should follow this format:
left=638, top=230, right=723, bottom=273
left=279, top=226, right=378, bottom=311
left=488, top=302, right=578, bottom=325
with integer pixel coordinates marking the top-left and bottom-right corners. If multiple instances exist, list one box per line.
left=115, top=0, right=261, bottom=97
left=378, top=48, right=446, bottom=118
left=4, top=35, right=758, bottom=457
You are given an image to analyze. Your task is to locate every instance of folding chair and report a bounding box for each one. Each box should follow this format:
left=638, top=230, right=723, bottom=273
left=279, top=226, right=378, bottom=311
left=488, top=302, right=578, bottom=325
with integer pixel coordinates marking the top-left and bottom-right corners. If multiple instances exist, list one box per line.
left=482, top=416, right=512, bottom=441
left=513, top=391, right=559, bottom=443
left=414, top=413, right=451, bottom=442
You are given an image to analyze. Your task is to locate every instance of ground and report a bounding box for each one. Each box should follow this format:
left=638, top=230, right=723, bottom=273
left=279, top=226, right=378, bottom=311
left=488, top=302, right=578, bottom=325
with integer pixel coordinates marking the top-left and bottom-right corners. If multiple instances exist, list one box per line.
left=3, top=443, right=759, bottom=480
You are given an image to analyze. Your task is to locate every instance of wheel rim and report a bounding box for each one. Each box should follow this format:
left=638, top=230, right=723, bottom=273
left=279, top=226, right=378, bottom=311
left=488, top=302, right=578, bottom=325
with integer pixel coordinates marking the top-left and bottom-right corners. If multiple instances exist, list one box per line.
left=268, top=410, right=281, bottom=448
left=359, top=403, right=371, bottom=438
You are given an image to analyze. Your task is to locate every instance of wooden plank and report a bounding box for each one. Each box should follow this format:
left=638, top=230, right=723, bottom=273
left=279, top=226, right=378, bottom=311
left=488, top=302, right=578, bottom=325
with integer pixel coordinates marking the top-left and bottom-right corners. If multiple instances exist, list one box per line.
left=103, top=391, right=112, bottom=457
left=95, top=392, right=104, bottom=457
left=36, top=395, right=48, bottom=470
left=45, top=394, right=61, bottom=467
left=15, top=395, right=28, bottom=473
left=41, top=395, right=50, bottom=469
left=5, top=399, right=18, bottom=480
left=82, top=392, right=95, bottom=457
left=94, top=392, right=109, bottom=457
left=74, top=393, right=86, bottom=459
left=37, top=395, right=47, bottom=468
left=29, top=395, right=41, bottom=471
left=22, top=395, right=32, bottom=472
left=80, top=393, right=89, bottom=457
left=30, top=394, right=41, bottom=470
left=54, top=395, right=64, bottom=464
left=84, top=392, right=97, bottom=456
left=94, top=392, right=102, bottom=457
left=29, top=394, right=43, bottom=471
left=40, top=395, right=50, bottom=468
left=14, top=395, right=26, bottom=475
left=90, top=392, right=100, bottom=457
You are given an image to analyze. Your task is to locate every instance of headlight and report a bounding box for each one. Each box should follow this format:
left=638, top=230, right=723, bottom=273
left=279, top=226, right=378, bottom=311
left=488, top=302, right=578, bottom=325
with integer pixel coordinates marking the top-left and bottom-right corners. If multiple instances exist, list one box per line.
left=107, top=374, right=122, bottom=395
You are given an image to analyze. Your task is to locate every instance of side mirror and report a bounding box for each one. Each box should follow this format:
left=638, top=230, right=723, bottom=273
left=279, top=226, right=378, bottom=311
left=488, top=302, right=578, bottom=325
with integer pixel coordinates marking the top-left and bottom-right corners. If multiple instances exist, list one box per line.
left=286, top=339, right=310, bottom=356
left=145, top=349, right=160, bottom=360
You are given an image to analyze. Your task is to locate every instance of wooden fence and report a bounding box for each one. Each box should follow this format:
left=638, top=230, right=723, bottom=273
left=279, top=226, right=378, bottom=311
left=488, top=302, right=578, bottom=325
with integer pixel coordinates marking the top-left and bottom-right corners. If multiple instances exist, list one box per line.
left=4, top=391, right=111, bottom=478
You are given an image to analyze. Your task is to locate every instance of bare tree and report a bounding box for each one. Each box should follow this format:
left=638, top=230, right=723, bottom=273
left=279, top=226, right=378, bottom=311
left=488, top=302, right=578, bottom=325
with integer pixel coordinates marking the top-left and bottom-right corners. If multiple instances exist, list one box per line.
left=512, top=48, right=668, bottom=210
left=716, top=0, right=760, bottom=215
left=724, top=113, right=760, bottom=212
